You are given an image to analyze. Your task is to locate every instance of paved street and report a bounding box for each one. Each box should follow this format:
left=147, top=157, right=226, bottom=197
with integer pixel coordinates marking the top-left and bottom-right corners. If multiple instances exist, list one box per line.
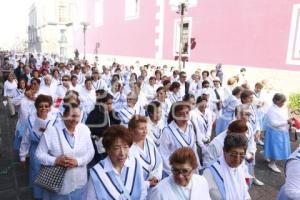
left=0, top=95, right=297, bottom=200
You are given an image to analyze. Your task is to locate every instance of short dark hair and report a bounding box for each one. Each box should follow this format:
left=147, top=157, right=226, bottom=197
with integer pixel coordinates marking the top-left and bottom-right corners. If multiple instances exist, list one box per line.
left=240, top=68, right=246, bottom=72
left=169, top=81, right=180, bottom=91
left=272, top=93, right=286, bottom=104
left=30, top=78, right=41, bottom=85
left=169, top=147, right=198, bottom=169
left=147, top=101, right=161, bottom=117
left=182, top=94, right=195, bottom=102
left=232, top=86, right=243, bottom=96
left=34, top=94, right=53, bottom=109
left=223, top=134, right=248, bottom=152
left=71, top=75, right=78, bottom=80
left=102, top=125, right=133, bottom=151
left=202, top=80, right=210, bottom=87
left=240, top=90, right=253, bottom=103
left=162, top=80, right=171, bottom=87
left=128, top=115, right=147, bottom=130
left=96, top=89, right=113, bottom=103
left=202, top=70, right=209, bottom=77
left=156, top=86, right=165, bottom=93
left=63, top=102, right=80, bottom=116
left=196, top=95, right=208, bottom=104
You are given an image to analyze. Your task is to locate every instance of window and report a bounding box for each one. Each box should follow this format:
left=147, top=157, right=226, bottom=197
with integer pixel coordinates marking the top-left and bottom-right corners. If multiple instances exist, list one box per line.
left=286, top=4, right=300, bottom=65
left=58, top=5, right=68, bottom=23
left=125, top=0, right=139, bottom=20
left=94, top=0, right=104, bottom=26
left=173, top=18, right=192, bottom=56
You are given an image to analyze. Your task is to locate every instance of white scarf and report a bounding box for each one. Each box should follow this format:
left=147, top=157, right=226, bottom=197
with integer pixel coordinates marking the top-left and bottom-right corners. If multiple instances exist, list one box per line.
left=219, top=156, right=250, bottom=200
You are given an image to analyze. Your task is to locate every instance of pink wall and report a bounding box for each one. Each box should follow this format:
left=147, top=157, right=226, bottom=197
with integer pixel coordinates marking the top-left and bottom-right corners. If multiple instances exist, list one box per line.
left=163, top=0, right=300, bottom=70
left=74, top=0, right=158, bottom=58
left=74, top=0, right=300, bottom=71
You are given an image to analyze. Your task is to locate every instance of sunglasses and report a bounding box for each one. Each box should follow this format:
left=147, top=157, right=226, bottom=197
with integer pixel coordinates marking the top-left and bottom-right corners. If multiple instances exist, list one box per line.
left=171, top=167, right=193, bottom=176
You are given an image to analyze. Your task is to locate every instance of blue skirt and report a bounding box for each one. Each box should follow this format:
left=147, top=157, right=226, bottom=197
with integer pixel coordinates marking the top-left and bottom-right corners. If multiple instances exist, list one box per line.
left=215, top=111, right=234, bottom=135
left=13, top=121, right=26, bottom=151
left=277, top=185, right=292, bottom=200
left=264, top=126, right=291, bottom=160
left=43, top=183, right=87, bottom=200
left=30, top=143, right=43, bottom=199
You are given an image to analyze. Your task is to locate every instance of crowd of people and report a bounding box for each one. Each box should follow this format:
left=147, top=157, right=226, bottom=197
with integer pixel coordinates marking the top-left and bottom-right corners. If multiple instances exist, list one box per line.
left=0, top=52, right=298, bottom=200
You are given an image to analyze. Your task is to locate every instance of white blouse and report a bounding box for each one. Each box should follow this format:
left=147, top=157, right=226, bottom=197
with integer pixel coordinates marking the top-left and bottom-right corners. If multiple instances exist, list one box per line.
left=4, top=80, right=18, bottom=97
left=35, top=122, right=94, bottom=195
left=148, top=174, right=211, bottom=200
left=266, top=104, right=289, bottom=132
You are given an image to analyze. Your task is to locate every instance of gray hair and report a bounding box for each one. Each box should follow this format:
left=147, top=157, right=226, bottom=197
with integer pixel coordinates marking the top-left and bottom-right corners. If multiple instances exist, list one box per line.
left=223, top=134, right=248, bottom=152
left=272, top=93, right=286, bottom=104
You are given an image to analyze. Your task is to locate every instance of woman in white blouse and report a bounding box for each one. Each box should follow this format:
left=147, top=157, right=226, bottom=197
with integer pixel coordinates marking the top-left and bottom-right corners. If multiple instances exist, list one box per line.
left=128, top=115, right=163, bottom=189
left=203, top=134, right=251, bottom=200
left=264, top=93, right=292, bottom=173
left=87, top=125, right=147, bottom=200
left=19, top=94, right=55, bottom=199
left=146, top=101, right=164, bottom=147
left=160, top=101, right=201, bottom=176
left=79, top=78, right=96, bottom=115
left=35, top=103, right=94, bottom=199
left=190, top=96, right=214, bottom=145
left=3, top=72, right=18, bottom=116
left=148, top=147, right=211, bottom=200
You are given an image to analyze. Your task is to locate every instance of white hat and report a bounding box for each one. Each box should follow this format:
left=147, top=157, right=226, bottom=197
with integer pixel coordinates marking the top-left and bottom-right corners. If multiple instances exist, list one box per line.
left=213, top=77, right=221, bottom=82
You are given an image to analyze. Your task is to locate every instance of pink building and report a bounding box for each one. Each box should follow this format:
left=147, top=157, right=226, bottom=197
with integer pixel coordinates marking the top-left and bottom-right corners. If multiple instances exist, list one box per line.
left=73, top=0, right=300, bottom=71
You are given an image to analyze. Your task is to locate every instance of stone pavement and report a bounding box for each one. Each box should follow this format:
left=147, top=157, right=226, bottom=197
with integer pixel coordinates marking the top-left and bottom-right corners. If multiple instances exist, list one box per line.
left=0, top=95, right=297, bottom=200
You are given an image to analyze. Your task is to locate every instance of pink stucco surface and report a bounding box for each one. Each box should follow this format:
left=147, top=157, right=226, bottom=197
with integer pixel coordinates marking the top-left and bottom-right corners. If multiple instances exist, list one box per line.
left=74, top=0, right=300, bottom=71
left=74, top=0, right=157, bottom=58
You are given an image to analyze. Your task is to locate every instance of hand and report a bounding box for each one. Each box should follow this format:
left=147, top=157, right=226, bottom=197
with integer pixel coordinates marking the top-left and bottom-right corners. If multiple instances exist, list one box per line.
left=20, top=160, right=27, bottom=170
left=149, top=177, right=159, bottom=187
left=39, top=127, right=46, bottom=132
left=246, top=156, right=254, bottom=163
left=64, top=157, right=78, bottom=168
left=254, top=131, right=261, bottom=141
left=55, top=155, right=69, bottom=167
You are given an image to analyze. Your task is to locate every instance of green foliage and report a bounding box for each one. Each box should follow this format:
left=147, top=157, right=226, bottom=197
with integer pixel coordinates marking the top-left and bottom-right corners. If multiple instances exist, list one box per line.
left=288, top=93, right=300, bottom=111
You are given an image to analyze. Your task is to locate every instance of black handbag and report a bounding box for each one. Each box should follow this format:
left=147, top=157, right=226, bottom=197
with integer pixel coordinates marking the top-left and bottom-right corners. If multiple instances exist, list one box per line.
left=34, top=127, right=67, bottom=192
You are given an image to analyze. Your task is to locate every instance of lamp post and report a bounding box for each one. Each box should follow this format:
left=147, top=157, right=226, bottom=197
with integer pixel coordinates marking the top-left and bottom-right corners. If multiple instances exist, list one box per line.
left=81, top=22, right=89, bottom=60
left=178, top=3, right=186, bottom=72
left=172, top=0, right=188, bottom=72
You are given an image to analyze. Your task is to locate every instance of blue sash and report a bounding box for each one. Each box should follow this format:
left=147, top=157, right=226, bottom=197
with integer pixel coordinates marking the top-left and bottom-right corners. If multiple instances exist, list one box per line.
left=167, top=122, right=193, bottom=147
left=138, top=139, right=161, bottom=180
left=149, top=125, right=161, bottom=147
left=28, top=116, right=51, bottom=143
left=119, top=106, right=135, bottom=125
left=208, top=160, right=226, bottom=200
left=90, top=158, right=142, bottom=200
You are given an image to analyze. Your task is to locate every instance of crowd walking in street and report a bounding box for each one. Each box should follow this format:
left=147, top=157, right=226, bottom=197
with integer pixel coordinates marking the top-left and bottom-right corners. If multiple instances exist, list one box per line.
left=0, top=52, right=299, bottom=200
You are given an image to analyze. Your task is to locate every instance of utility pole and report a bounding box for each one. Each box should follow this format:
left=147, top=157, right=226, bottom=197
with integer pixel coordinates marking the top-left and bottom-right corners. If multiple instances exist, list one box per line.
left=178, top=3, right=186, bottom=72
left=81, top=22, right=89, bottom=60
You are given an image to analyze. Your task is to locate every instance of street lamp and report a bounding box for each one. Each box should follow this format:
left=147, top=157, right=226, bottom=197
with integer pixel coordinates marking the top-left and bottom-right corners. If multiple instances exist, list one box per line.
left=80, top=22, right=89, bottom=60
left=171, top=0, right=189, bottom=71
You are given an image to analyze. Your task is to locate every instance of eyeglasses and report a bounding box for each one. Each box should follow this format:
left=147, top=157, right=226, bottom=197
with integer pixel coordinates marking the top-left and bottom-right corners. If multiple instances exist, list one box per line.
left=38, top=104, right=50, bottom=108
left=171, top=167, right=193, bottom=176
left=226, top=152, right=245, bottom=159
left=127, top=98, right=137, bottom=101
